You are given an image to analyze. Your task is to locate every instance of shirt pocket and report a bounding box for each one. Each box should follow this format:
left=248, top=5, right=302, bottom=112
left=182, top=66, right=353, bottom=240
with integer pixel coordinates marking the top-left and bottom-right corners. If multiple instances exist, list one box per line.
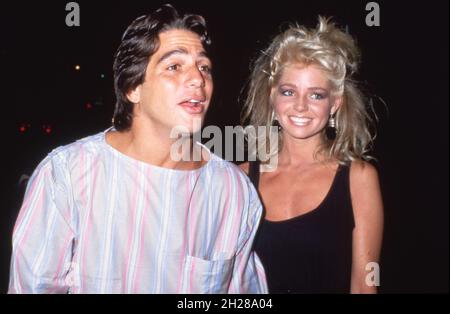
left=181, top=255, right=235, bottom=294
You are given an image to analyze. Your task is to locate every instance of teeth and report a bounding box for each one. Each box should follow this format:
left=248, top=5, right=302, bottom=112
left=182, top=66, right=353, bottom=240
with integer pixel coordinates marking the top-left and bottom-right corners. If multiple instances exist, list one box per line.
left=289, top=116, right=312, bottom=125
left=188, top=99, right=201, bottom=104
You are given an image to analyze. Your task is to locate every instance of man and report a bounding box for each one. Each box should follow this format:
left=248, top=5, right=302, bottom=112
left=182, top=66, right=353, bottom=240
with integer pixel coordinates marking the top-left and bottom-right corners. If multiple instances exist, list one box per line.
left=8, top=4, right=267, bottom=294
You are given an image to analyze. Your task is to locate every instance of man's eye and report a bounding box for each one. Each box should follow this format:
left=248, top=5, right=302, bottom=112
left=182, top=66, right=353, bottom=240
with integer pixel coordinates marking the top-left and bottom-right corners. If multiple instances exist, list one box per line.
left=199, top=65, right=211, bottom=73
left=167, top=64, right=180, bottom=71
left=281, top=90, right=294, bottom=96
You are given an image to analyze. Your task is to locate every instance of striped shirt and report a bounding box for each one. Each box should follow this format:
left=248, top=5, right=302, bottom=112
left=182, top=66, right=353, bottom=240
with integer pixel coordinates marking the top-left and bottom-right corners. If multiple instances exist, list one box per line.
left=8, top=129, right=267, bottom=294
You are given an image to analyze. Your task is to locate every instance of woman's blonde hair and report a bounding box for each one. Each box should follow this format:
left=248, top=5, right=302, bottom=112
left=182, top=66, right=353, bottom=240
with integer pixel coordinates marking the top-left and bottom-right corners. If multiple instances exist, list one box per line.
left=241, top=16, right=376, bottom=164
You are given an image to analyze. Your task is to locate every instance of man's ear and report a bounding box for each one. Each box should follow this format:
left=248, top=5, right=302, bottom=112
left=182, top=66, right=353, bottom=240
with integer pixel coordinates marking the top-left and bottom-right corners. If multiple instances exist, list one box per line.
left=331, top=95, right=343, bottom=115
left=126, top=85, right=141, bottom=104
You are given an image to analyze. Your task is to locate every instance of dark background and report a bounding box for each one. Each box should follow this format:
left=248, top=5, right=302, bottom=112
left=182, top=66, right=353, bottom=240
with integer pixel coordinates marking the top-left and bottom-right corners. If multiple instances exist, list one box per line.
left=0, top=0, right=448, bottom=294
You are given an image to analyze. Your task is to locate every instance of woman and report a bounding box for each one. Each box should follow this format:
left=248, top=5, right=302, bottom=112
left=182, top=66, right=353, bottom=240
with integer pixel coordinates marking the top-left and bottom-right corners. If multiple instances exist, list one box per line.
left=240, top=17, right=383, bottom=293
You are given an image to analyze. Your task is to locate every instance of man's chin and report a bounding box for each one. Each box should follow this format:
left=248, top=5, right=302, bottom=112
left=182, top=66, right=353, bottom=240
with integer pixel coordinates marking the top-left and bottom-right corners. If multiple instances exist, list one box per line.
left=170, top=119, right=203, bottom=137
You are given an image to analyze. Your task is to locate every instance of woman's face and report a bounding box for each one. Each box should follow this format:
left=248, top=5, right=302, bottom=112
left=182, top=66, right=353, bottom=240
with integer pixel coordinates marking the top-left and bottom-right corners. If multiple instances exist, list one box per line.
left=271, top=63, right=341, bottom=143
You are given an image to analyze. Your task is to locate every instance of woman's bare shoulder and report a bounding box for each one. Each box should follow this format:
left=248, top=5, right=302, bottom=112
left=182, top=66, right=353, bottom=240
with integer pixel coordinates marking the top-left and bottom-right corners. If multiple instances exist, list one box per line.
left=239, top=162, right=250, bottom=175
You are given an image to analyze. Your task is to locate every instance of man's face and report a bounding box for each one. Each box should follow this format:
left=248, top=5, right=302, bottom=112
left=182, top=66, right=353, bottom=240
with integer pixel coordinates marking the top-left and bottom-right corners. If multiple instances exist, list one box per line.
left=128, top=29, right=213, bottom=134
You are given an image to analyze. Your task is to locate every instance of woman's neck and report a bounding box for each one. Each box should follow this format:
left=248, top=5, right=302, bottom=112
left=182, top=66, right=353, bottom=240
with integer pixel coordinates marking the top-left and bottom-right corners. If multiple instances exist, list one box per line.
left=277, top=133, right=325, bottom=168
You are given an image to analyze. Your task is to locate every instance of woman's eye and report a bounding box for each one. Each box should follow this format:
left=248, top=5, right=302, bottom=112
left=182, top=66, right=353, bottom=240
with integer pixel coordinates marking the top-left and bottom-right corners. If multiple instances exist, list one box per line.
left=167, top=64, right=180, bottom=71
left=310, top=93, right=325, bottom=100
left=281, top=90, right=294, bottom=96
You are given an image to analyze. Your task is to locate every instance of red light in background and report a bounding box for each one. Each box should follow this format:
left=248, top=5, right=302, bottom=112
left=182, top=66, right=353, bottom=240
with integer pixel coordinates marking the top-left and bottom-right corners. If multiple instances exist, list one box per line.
left=42, top=124, right=52, bottom=134
left=19, top=123, right=30, bottom=133
left=85, top=102, right=93, bottom=110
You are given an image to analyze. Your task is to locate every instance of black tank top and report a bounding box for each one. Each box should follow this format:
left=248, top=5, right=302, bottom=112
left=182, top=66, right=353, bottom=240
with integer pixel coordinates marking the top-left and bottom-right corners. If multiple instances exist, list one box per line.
left=249, top=160, right=355, bottom=293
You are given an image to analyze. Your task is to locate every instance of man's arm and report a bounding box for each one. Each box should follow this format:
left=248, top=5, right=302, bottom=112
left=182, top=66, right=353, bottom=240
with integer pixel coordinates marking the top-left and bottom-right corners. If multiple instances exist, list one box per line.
left=228, top=182, right=267, bottom=294
left=9, top=155, right=75, bottom=294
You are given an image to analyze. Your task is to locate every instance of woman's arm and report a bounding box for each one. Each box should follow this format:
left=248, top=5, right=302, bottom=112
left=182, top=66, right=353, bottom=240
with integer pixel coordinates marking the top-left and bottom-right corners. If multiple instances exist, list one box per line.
left=349, top=161, right=384, bottom=293
left=239, top=162, right=250, bottom=175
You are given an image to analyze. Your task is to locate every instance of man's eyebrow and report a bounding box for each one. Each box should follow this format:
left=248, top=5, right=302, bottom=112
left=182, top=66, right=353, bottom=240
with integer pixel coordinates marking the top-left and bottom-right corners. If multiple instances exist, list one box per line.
left=198, top=51, right=209, bottom=60
left=156, top=48, right=189, bottom=64
left=156, top=48, right=210, bottom=64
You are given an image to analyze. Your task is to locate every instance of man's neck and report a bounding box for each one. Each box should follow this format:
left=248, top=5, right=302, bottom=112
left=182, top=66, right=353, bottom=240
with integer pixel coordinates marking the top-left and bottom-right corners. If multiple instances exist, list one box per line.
left=106, top=123, right=207, bottom=170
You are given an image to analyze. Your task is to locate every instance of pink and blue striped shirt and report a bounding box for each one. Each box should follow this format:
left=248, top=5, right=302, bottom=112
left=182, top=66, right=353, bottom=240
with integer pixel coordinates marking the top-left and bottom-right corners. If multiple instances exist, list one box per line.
left=8, top=129, right=267, bottom=294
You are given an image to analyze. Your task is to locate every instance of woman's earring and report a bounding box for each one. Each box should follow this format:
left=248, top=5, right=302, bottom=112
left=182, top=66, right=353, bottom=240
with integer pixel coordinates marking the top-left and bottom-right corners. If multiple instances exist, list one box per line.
left=271, top=111, right=282, bottom=131
left=325, top=114, right=337, bottom=140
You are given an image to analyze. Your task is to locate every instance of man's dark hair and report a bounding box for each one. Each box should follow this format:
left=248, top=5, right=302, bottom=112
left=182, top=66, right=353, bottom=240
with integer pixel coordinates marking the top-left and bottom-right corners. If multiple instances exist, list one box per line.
left=112, top=4, right=211, bottom=131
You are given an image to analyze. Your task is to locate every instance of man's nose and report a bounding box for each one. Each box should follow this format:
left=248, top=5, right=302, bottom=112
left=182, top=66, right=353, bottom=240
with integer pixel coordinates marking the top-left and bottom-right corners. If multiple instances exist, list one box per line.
left=187, top=66, right=205, bottom=88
